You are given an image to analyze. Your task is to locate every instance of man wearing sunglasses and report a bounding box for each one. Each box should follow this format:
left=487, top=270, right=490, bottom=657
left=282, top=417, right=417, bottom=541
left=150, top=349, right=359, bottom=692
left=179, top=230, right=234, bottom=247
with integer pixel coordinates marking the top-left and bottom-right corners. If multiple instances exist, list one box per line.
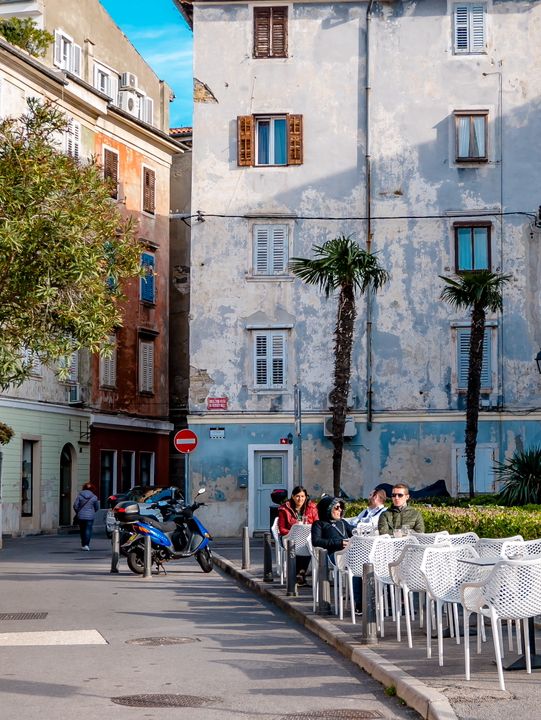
left=377, top=483, right=424, bottom=535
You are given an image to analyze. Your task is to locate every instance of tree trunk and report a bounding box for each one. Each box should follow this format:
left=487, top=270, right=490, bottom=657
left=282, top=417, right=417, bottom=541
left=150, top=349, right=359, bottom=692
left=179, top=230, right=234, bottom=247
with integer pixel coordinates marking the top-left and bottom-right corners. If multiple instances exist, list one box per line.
left=331, top=285, right=356, bottom=497
left=465, top=304, right=485, bottom=499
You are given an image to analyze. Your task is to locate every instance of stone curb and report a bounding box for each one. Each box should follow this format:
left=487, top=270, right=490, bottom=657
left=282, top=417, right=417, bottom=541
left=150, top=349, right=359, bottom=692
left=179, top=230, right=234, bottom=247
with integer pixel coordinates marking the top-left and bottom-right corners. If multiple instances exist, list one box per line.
left=213, top=553, right=458, bottom=720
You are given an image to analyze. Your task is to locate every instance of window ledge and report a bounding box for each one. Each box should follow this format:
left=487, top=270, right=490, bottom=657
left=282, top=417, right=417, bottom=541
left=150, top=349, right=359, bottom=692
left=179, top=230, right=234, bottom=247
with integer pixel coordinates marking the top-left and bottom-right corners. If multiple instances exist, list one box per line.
left=245, top=274, right=293, bottom=283
left=252, top=388, right=290, bottom=394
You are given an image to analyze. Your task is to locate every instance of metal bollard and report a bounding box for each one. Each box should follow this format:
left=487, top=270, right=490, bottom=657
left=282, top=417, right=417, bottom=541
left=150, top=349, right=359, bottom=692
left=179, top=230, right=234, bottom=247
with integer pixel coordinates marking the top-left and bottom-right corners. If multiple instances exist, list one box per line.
left=316, top=547, right=331, bottom=615
left=142, top=534, right=152, bottom=579
left=360, top=562, right=378, bottom=644
left=110, top=527, right=120, bottom=574
left=263, top=532, right=274, bottom=582
left=286, top=539, right=297, bottom=596
left=241, top=526, right=251, bottom=570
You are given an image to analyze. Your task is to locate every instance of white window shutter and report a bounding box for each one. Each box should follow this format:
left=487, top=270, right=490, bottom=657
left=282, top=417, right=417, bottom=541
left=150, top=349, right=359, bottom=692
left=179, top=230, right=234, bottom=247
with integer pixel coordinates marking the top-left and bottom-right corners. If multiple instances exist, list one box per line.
left=254, top=226, right=270, bottom=274
left=69, top=351, right=78, bottom=383
left=110, top=74, right=119, bottom=105
left=139, top=341, right=154, bottom=392
left=144, top=97, right=154, bottom=125
left=65, top=119, right=81, bottom=160
left=255, top=334, right=268, bottom=386
left=54, top=30, right=63, bottom=66
left=71, top=44, right=82, bottom=76
left=454, top=5, right=469, bottom=51
left=271, top=226, right=287, bottom=274
left=471, top=5, right=486, bottom=51
left=271, top=333, right=285, bottom=386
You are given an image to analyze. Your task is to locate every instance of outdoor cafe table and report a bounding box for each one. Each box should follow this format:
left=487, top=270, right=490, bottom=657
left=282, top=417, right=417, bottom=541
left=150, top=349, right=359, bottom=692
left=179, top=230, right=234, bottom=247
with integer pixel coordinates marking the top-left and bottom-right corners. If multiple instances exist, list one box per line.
left=458, top=554, right=541, bottom=671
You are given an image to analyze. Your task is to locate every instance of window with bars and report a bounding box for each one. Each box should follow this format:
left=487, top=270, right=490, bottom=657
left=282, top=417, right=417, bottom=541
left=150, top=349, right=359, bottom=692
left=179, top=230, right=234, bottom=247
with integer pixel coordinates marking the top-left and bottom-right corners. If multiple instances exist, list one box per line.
left=455, top=223, right=491, bottom=272
left=253, top=6, right=288, bottom=58
left=65, top=118, right=81, bottom=160
left=253, top=225, right=288, bottom=275
left=100, top=336, right=117, bottom=388
left=54, top=29, right=82, bottom=75
left=139, top=339, right=154, bottom=393
left=455, top=111, right=488, bottom=162
left=140, top=252, right=156, bottom=303
left=254, top=331, right=287, bottom=389
left=142, top=167, right=156, bottom=214
left=237, top=114, right=303, bottom=167
left=103, top=148, right=119, bottom=199
left=456, top=327, right=492, bottom=390
left=453, top=4, right=486, bottom=54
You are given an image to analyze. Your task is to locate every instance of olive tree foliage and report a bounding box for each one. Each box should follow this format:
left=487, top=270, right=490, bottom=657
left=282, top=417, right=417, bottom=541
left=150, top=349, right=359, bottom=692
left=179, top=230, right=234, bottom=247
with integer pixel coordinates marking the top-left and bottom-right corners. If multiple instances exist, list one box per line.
left=0, top=99, right=141, bottom=389
left=0, top=17, right=54, bottom=57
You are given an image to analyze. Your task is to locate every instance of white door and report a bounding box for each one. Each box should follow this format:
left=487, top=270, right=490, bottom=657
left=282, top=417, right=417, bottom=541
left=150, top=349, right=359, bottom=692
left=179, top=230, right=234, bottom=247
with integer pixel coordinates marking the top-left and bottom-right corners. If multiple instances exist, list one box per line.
left=254, top=451, right=288, bottom=531
left=454, top=445, right=497, bottom=495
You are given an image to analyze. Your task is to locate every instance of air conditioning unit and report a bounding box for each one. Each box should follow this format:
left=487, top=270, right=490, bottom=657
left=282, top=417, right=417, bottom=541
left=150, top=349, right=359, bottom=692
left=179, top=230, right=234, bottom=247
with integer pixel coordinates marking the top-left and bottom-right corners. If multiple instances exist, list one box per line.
left=67, top=384, right=82, bottom=404
left=118, top=89, right=140, bottom=117
left=120, top=71, right=138, bottom=89
left=327, top=388, right=355, bottom=410
left=324, top=416, right=357, bottom=437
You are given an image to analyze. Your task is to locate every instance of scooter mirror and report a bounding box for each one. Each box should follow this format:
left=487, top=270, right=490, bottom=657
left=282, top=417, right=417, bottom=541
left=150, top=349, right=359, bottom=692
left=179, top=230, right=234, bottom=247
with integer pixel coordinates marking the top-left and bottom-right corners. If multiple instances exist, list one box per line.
left=196, top=488, right=206, bottom=496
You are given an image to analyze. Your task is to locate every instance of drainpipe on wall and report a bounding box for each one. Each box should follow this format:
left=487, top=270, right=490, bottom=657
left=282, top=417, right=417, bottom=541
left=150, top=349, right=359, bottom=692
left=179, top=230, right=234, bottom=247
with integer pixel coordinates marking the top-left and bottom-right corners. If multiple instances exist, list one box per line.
left=365, top=0, right=375, bottom=431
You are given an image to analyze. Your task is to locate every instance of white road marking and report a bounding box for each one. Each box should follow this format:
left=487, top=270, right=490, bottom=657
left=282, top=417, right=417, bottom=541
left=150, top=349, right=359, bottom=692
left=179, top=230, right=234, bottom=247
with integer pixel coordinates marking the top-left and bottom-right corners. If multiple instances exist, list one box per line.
left=0, top=629, right=107, bottom=646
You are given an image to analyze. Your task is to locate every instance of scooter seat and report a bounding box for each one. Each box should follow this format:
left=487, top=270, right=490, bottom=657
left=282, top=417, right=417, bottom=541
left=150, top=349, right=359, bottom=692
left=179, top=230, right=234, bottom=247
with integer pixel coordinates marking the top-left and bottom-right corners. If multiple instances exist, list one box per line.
left=144, top=517, right=177, bottom=533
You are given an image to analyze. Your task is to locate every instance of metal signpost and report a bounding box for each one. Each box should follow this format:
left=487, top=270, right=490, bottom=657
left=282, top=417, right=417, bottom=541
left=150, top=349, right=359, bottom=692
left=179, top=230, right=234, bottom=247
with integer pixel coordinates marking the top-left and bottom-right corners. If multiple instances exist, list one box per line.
left=294, top=384, right=302, bottom=484
left=173, top=429, right=198, bottom=500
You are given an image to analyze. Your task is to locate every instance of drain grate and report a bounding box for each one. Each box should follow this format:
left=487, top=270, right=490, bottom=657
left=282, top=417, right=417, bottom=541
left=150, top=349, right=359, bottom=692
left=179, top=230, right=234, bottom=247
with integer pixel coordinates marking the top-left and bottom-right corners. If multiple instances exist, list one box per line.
left=0, top=612, right=48, bottom=621
left=126, top=636, right=199, bottom=647
left=111, top=694, right=220, bottom=708
left=282, top=711, right=384, bottom=720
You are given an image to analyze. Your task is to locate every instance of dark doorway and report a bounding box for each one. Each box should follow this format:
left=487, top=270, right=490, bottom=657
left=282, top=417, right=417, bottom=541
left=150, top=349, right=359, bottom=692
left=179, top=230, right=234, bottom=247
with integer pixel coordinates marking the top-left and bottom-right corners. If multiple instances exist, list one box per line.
left=59, top=445, right=73, bottom=526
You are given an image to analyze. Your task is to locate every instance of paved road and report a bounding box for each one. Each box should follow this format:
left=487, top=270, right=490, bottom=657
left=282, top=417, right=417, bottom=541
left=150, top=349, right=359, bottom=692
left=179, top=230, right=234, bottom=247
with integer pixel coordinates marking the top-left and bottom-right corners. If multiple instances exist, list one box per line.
left=0, top=532, right=419, bottom=720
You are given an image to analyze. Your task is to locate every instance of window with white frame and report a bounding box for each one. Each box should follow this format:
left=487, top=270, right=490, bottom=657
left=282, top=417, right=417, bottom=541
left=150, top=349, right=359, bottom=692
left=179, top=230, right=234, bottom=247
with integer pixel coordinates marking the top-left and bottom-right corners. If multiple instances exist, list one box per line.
left=54, top=29, right=82, bottom=76
left=22, top=347, right=42, bottom=377
left=455, top=111, right=488, bottom=162
left=139, top=339, right=154, bottom=393
left=253, top=224, right=288, bottom=276
left=64, top=118, right=80, bottom=160
left=100, top=336, right=117, bottom=388
left=93, top=62, right=118, bottom=100
left=456, top=326, right=492, bottom=390
left=453, top=4, right=486, bottom=54
left=254, top=331, right=287, bottom=389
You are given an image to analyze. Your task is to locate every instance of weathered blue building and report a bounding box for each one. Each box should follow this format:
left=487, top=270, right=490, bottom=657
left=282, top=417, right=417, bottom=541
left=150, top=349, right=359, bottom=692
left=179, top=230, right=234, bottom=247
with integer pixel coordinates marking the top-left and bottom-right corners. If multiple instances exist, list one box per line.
left=175, top=0, right=541, bottom=534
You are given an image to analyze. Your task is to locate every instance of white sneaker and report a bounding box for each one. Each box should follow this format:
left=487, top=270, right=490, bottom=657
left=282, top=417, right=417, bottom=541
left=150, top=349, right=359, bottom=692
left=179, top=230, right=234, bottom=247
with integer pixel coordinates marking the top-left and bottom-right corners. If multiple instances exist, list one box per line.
left=82, top=545, right=90, bottom=551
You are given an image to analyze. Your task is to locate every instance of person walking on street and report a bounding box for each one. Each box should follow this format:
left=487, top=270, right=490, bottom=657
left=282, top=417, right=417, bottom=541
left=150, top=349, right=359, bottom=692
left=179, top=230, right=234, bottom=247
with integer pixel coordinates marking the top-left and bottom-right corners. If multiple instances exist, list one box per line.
left=378, top=483, right=424, bottom=535
left=73, top=483, right=99, bottom=550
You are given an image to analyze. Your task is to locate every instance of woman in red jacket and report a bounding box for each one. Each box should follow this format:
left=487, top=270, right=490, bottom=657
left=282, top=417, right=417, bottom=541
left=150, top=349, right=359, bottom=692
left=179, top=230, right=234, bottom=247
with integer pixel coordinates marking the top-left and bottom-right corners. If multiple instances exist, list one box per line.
left=277, top=486, right=318, bottom=585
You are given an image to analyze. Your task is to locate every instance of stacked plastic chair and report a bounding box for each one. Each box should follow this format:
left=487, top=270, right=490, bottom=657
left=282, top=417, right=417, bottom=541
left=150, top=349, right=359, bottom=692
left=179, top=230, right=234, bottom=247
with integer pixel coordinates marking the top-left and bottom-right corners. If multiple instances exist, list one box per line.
left=461, top=556, right=541, bottom=691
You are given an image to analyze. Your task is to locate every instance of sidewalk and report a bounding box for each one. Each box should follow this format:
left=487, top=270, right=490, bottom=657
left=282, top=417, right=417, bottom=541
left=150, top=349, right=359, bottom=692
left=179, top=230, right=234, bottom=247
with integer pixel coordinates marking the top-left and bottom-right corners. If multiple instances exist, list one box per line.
left=213, top=537, right=541, bottom=720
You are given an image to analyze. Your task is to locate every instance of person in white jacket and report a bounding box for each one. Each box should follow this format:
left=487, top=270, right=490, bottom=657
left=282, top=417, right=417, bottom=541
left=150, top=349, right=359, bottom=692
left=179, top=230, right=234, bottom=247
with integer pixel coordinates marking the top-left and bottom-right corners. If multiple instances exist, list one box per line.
left=347, top=488, right=387, bottom=532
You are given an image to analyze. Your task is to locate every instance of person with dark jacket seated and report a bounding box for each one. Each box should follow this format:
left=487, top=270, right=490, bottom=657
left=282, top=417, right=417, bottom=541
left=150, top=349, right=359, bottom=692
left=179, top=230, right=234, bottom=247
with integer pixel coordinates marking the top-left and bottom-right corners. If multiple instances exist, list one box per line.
left=378, top=482, right=425, bottom=535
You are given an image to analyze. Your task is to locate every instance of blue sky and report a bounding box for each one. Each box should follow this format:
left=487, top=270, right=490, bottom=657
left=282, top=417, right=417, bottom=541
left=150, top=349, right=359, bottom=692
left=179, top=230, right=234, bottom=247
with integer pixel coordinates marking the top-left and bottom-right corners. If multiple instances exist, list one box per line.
left=100, top=0, right=193, bottom=128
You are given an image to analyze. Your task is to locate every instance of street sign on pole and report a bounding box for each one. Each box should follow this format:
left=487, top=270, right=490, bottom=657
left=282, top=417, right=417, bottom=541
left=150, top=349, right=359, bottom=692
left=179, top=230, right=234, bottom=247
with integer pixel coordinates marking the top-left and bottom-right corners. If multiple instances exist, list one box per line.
left=173, top=429, right=198, bottom=454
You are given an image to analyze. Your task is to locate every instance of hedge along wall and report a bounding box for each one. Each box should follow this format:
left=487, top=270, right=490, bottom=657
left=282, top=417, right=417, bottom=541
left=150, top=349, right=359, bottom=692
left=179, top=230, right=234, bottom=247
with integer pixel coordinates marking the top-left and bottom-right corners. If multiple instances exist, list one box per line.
left=345, top=503, right=541, bottom=540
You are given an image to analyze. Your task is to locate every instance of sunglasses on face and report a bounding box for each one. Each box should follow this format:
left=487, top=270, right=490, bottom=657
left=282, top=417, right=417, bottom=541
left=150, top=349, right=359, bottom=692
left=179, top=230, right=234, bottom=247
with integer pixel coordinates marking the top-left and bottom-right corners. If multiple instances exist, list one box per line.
left=392, top=493, right=405, bottom=498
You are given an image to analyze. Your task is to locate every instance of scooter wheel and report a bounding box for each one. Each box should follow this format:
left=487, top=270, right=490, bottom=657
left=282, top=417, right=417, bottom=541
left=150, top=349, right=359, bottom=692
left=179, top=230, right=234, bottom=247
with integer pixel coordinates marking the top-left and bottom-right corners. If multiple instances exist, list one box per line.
left=127, top=549, right=145, bottom=575
left=195, top=547, right=213, bottom=573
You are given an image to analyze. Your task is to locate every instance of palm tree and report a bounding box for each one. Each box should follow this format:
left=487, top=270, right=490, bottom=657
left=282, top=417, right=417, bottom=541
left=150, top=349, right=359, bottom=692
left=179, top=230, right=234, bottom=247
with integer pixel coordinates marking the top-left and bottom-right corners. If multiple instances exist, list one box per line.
left=440, top=270, right=510, bottom=498
left=290, top=236, right=389, bottom=497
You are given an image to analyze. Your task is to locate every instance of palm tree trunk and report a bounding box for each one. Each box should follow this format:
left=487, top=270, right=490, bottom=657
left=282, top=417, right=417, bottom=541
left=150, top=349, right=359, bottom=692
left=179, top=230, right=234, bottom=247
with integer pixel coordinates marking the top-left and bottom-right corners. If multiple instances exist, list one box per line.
left=332, top=285, right=356, bottom=497
left=465, top=304, right=485, bottom=498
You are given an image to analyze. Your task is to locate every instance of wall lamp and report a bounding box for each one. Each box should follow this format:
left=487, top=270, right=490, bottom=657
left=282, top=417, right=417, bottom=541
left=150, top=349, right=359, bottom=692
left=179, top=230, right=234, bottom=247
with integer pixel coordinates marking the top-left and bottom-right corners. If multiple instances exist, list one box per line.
left=536, top=349, right=541, bottom=374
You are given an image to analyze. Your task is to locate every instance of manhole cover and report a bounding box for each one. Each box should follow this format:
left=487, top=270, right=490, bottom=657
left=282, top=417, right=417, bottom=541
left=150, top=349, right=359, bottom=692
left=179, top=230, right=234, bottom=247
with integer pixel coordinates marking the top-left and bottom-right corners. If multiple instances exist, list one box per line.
left=126, top=636, right=199, bottom=647
left=282, top=712, right=384, bottom=720
left=111, top=694, right=220, bottom=708
left=0, top=612, right=48, bottom=620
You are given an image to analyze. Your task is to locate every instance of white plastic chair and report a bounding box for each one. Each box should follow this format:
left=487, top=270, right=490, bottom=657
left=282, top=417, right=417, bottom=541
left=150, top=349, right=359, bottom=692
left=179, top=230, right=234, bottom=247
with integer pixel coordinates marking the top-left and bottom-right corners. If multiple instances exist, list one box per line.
left=410, top=530, right=449, bottom=546
left=476, top=535, right=523, bottom=558
left=420, top=544, right=483, bottom=666
left=462, top=557, right=541, bottom=691
left=343, top=535, right=389, bottom=624
left=447, top=531, right=479, bottom=546
left=270, top=518, right=285, bottom=584
left=389, top=541, right=450, bottom=647
left=282, top=523, right=312, bottom=587
left=501, top=537, right=541, bottom=559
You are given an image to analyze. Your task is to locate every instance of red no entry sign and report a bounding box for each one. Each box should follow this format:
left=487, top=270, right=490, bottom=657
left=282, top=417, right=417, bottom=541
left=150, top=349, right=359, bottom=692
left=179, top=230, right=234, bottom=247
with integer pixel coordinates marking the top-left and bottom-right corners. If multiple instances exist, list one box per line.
left=173, top=429, right=198, bottom=454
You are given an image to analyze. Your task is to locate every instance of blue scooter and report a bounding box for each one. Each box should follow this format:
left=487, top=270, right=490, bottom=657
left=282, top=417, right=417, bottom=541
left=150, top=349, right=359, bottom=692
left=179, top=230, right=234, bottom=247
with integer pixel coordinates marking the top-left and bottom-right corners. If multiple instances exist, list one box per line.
left=116, top=488, right=213, bottom=574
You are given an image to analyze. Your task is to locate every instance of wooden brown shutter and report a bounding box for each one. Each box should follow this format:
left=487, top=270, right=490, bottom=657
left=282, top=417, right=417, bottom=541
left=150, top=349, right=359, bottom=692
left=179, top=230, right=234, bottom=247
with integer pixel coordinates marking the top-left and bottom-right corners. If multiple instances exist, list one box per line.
left=287, top=114, right=303, bottom=165
left=271, top=7, right=288, bottom=57
left=237, top=115, right=254, bottom=166
left=143, top=168, right=155, bottom=214
left=104, top=149, right=118, bottom=199
left=254, top=7, right=271, bottom=58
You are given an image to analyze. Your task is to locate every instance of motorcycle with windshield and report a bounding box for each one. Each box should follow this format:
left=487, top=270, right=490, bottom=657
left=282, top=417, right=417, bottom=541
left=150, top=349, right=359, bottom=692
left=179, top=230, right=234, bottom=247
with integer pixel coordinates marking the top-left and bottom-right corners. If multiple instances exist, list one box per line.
left=114, top=488, right=213, bottom=574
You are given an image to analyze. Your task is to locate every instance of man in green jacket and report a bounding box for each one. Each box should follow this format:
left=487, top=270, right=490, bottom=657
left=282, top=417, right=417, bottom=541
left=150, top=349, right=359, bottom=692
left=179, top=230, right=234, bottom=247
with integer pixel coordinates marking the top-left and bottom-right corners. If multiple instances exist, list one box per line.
left=378, top=482, right=424, bottom=535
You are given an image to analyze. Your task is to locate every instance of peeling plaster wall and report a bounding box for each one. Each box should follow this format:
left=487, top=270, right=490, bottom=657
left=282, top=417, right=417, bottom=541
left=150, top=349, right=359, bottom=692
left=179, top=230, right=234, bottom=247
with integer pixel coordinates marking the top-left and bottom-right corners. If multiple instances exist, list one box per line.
left=188, top=1, right=541, bottom=531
